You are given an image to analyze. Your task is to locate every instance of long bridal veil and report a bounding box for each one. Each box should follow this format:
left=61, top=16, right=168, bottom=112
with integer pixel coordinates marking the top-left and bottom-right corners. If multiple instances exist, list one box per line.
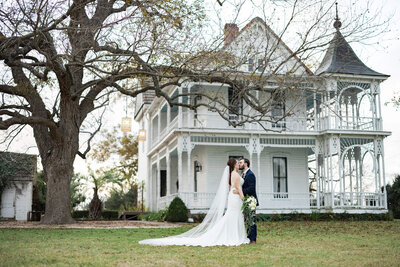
left=138, top=166, right=230, bottom=245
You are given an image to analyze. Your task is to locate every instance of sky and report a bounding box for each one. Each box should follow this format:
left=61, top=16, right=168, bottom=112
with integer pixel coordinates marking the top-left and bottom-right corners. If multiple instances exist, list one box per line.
left=1, top=0, right=400, bottom=185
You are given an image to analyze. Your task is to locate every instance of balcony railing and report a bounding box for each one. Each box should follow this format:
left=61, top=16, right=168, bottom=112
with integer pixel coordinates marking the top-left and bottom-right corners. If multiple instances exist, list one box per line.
left=317, top=116, right=381, bottom=131
left=148, top=110, right=382, bottom=152
left=149, top=116, right=179, bottom=151
left=183, top=112, right=313, bottom=132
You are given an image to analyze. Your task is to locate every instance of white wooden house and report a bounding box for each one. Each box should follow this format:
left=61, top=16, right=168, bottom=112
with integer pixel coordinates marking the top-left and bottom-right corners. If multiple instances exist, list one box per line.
left=0, top=152, right=36, bottom=221
left=134, top=17, right=390, bottom=214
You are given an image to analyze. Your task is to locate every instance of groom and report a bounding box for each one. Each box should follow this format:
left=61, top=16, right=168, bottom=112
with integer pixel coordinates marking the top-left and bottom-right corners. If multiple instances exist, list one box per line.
left=237, top=158, right=259, bottom=244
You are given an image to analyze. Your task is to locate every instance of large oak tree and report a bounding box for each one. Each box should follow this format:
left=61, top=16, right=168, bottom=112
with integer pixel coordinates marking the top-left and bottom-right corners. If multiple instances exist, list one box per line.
left=0, top=0, right=389, bottom=223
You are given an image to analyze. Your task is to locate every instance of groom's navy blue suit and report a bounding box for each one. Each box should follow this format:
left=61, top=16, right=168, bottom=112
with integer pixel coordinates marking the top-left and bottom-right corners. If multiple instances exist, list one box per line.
left=242, top=169, right=259, bottom=242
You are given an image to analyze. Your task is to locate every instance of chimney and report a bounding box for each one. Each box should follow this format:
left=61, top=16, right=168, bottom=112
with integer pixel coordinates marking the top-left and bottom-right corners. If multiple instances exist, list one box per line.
left=224, top=23, right=239, bottom=45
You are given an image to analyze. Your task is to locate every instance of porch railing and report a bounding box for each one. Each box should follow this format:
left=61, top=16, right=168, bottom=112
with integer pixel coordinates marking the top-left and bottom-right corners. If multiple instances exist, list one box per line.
left=335, top=192, right=385, bottom=208
left=157, top=191, right=386, bottom=211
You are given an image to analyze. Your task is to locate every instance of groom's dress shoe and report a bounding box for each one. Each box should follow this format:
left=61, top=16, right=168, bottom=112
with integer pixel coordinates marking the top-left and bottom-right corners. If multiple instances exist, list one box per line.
left=250, top=241, right=256, bottom=244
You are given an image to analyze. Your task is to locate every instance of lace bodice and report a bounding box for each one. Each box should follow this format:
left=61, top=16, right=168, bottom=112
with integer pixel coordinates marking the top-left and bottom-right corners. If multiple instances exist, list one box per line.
left=230, top=177, right=244, bottom=192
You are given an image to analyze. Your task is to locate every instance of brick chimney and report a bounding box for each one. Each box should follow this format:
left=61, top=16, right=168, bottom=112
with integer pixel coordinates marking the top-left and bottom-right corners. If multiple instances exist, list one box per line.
left=224, top=23, right=239, bottom=45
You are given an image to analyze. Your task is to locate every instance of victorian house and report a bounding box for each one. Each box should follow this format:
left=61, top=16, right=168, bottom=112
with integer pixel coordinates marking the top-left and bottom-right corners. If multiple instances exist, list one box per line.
left=134, top=17, right=390, bottom=214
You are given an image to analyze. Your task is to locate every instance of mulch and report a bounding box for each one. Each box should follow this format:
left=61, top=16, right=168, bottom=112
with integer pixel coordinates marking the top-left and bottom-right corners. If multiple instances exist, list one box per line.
left=0, top=220, right=190, bottom=229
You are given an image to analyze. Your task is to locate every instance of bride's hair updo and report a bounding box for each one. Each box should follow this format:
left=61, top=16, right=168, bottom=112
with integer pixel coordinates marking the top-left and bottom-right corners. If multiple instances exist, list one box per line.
left=227, top=158, right=237, bottom=186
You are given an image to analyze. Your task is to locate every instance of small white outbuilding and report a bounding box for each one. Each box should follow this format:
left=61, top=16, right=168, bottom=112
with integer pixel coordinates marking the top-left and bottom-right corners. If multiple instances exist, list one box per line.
left=0, top=152, right=37, bottom=221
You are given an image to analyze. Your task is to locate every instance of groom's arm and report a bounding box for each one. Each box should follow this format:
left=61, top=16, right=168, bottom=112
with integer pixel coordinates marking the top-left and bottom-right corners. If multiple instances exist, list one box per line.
left=242, top=174, right=256, bottom=196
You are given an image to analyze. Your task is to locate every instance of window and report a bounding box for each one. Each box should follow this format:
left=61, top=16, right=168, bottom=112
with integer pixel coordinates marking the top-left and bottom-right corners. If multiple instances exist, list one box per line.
left=273, top=157, right=288, bottom=198
left=271, top=90, right=286, bottom=128
left=160, top=170, right=167, bottom=197
left=248, top=58, right=254, bottom=72
left=229, top=155, right=243, bottom=161
left=228, top=87, right=243, bottom=122
left=257, top=59, right=264, bottom=72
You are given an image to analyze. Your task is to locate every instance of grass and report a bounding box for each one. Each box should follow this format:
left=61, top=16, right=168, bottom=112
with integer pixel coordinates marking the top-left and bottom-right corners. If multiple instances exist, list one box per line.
left=0, top=221, right=399, bottom=266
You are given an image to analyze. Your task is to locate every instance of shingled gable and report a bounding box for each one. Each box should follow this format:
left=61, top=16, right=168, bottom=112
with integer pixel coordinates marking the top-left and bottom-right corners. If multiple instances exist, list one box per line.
left=222, top=17, right=313, bottom=76
left=315, top=16, right=389, bottom=77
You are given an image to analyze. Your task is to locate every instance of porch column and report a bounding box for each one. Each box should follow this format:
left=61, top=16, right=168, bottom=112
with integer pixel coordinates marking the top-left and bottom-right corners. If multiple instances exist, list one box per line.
left=351, top=99, right=356, bottom=129
left=377, top=84, right=383, bottom=130
left=339, top=156, right=344, bottom=207
left=337, top=142, right=343, bottom=207
left=157, top=155, right=160, bottom=204
left=316, top=153, right=320, bottom=209
left=334, top=90, right=339, bottom=129
left=167, top=104, right=171, bottom=129
left=187, top=86, right=191, bottom=127
left=187, top=149, right=192, bottom=192
left=148, top=159, right=152, bottom=211
left=178, top=87, right=182, bottom=128
left=381, top=144, right=387, bottom=209
left=178, top=150, right=182, bottom=193
left=349, top=153, right=353, bottom=205
left=329, top=151, right=334, bottom=208
left=257, top=151, right=261, bottom=197
left=166, top=147, right=171, bottom=196
left=313, top=92, right=318, bottom=130
left=327, top=92, right=331, bottom=129
left=374, top=140, right=379, bottom=194
left=371, top=83, right=378, bottom=130
left=157, top=111, right=161, bottom=136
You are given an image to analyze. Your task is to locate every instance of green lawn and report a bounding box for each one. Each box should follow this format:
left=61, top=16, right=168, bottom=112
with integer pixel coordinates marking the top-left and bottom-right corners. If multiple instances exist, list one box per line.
left=1, top=221, right=399, bottom=267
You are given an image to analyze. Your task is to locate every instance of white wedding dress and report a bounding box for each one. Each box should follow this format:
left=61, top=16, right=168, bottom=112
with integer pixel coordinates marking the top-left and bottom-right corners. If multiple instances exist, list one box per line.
left=139, top=167, right=250, bottom=247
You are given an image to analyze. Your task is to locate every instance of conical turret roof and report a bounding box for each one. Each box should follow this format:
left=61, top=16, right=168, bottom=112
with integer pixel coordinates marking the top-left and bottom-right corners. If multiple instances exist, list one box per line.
left=316, top=11, right=388, bottom=77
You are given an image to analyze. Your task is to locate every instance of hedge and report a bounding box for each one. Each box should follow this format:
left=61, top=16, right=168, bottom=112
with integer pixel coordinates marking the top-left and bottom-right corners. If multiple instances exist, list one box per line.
left=256, top=211, right=394, bottom=222
left=72, top=210, right=119, bottom=220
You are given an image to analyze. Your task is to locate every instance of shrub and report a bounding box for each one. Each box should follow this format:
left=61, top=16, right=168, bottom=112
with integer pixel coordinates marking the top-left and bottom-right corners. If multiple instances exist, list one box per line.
left=72, top=210, right=89, bottom=219
left=102, top=210, right=119, bottom=220
left=165, top=197, right=188, bottom=222
left=190, top=213, right=206, bottom=223
left=139, top=208, right=168, bottom=222
left=386, top=175, right=400, bottom=219
left=385, top=210, right=394, bottom=221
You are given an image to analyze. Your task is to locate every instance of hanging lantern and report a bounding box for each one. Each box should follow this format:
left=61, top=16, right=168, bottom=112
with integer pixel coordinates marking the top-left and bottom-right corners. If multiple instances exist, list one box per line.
left=138, top=129, right=146, bottom=141
left=121, top=117, right=132, bottom=132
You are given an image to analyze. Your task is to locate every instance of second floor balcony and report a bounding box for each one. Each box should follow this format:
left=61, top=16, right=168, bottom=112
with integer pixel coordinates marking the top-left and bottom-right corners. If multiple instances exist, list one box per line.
left=144, top=80, right=385, bottom=151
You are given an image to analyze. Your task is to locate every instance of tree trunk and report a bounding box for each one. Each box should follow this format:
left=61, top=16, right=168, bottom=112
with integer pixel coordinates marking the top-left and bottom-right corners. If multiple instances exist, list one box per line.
left=40, top=150, right=76, bottom=224
left=89, top=188, right=103, bottom=220
left=36, top=92, right=81, bottom=224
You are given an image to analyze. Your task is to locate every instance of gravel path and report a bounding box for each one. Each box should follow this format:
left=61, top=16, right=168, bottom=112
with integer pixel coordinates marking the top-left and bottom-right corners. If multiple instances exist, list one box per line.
left=0, top=220, right=190, bottom=229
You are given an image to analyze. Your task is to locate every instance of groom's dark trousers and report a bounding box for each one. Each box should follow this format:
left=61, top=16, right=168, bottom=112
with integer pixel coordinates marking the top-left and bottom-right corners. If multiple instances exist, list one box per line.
left=242, top=169, right=259, bottom=242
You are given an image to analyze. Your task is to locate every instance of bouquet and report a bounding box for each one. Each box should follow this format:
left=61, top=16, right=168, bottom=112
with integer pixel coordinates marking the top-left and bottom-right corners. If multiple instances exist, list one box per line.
left=241, top=195, right=257, bottom=236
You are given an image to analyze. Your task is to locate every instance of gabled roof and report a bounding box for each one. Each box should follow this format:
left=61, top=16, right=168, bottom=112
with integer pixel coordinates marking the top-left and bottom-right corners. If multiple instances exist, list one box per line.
left=316, top=25, right=389, bottom=77
left=223, top=17, right=313, bottom=75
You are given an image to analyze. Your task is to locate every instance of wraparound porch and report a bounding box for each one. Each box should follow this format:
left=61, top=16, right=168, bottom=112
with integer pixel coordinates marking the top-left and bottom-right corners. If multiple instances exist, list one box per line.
left=157, top=191, right=387, bottom=213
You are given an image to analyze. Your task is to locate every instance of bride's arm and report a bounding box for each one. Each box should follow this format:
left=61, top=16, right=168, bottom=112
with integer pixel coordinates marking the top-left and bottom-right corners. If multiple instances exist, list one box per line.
left=233, top=174, right=244, bottom=200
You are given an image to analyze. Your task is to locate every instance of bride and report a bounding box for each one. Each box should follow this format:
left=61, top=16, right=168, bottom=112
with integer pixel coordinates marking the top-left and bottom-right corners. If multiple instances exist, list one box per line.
left=138, top=158, right=250, bottom=246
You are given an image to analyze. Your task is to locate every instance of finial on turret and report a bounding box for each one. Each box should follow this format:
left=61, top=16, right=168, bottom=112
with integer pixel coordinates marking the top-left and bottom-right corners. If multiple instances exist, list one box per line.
left=333, top=2, right=342, bottom=30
